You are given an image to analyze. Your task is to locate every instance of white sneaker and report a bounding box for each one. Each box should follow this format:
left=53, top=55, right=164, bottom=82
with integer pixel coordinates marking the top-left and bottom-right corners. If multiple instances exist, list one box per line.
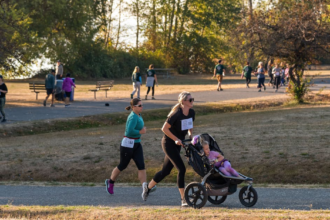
left=181, top=198, right=188, bottom=207
left=142, top=182, right=149, bottom=201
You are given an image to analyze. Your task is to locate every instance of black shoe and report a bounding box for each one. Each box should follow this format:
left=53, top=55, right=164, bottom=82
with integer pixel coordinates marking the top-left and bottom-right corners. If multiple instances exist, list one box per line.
left=1, top=118, right=7, bottom=123
left=220, top=88, right=223, bottom=91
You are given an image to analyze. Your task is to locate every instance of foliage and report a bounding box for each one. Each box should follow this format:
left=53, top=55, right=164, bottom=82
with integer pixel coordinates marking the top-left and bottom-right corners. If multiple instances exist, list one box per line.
left=233, top=0, right=330, bottom=102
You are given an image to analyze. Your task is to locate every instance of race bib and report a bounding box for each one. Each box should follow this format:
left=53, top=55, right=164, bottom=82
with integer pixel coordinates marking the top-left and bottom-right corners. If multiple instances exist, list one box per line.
left=146, top=77, right=154, bottom=87
left=121, top=137, right=134, bottom=148
left=181, top=118, right=193, bottom=131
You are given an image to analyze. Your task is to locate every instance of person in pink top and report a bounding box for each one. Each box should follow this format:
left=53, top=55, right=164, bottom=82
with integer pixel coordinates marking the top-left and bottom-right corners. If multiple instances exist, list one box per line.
left=202, top=141, right=240, bottom=177
left=62, top=73, right=76, bottom=107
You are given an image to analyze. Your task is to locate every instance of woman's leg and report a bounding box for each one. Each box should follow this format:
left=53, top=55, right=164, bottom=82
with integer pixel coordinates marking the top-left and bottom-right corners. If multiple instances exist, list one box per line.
left=261, top=78, right=266, bottom=90
left=136, top=82, right=141, bottom=98
left=0, top=98, right=5, bottom=119
left=151, top=81, right=155, bottom=97
left=132, top=83, right=137, bottom=96
left=132, top=143, right=146, bottom=184
left=146, top=87, right=151, bottom=95
left=223, top=161, right=239, bottom=177
left=150, top=140, right=186, bottom=199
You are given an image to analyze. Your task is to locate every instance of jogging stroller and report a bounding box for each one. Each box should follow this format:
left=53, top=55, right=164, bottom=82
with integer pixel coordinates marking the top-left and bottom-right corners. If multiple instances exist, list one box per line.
left=182, top=133, right=258, bottom=209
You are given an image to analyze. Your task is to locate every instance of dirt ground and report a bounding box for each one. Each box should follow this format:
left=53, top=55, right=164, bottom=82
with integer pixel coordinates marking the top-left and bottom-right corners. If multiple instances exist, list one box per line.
left=4, top=72, right=330, bottom=107
left=1, top=105, right=329, bottom=184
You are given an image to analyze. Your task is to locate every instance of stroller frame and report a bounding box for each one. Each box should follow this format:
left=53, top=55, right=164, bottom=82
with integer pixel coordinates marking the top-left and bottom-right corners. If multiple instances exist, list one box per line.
left=182, top=133, right=258, bottom=209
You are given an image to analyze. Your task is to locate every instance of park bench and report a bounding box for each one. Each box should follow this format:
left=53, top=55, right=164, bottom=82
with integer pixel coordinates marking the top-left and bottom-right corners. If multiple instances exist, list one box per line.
left=145, top=68, right=176, bottom=79
left=89, top=80, right=114, bottom=99
left=29, top=82, right=46, bottom=100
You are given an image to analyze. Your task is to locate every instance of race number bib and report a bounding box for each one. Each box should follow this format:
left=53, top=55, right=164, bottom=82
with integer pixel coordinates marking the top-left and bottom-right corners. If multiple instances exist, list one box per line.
left=146, top=77, right=154, bottom=87
left=181, top=118, right=193, bottom=131
left=121, top=137, right=134, bottom=148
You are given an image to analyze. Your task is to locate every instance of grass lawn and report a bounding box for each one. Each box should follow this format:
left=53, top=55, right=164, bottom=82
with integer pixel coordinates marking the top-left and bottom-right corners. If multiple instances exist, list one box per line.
left=1, top=104, right=329, bottom=184
left=1, top=205, right=329, bottom=219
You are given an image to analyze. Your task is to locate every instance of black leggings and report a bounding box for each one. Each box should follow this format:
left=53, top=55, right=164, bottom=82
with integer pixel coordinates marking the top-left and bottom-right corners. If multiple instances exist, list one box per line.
left=268, top=74, right=274, bottom=85
left=117, top=143, right=145, bottom=171
left=153, top=137, right=186, bottom=188
left=274, top=76, right=281, bottom=89
left=245, top=77, right=251, bottom=85
left=146, top=84, right=155, bottom=96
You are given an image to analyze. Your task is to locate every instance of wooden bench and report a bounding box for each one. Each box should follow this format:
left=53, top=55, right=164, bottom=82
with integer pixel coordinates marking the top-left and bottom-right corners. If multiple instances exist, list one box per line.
left=145, top=68, right=176, bottom=79
left=89, top=80, right=114, bottom=99
left=29, top=82, right=46, bottom=100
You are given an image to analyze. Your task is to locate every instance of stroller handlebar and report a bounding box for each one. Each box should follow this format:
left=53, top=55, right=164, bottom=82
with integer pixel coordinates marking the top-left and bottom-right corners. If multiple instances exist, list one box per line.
left=182, top=139, right=192, bottom=147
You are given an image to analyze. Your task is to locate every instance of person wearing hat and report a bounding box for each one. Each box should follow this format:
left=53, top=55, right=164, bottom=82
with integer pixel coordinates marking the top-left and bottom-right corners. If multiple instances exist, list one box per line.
left=213, top=59, right=226, bottom=91
left=0, top=75, right=8, bottom=122
left=56, top=60, right=63, bottom=79
left=43, top=69, right=56, bottom=107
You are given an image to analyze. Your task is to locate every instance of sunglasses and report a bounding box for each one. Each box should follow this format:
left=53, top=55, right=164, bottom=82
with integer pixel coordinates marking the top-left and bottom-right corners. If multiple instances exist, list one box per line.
left=186, top=98, right=194, bottom=102
left=134, top=104, right=143, bottom=107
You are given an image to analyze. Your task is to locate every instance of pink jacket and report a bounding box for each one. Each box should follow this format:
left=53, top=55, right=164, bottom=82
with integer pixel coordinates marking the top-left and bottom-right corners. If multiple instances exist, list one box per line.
left=62, top=77, right=75, bottom=92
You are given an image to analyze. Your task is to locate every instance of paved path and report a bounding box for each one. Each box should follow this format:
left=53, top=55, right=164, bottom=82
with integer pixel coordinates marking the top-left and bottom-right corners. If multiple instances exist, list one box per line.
left=0, top=186, right=329, bottom=210
left=3, top=82, right=330, bottom=124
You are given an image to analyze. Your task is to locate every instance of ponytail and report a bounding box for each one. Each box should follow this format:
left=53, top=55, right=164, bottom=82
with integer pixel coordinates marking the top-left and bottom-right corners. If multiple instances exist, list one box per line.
left=125, top=98, right=141, bottom=111
left=167, top=91, right=191, bottom=117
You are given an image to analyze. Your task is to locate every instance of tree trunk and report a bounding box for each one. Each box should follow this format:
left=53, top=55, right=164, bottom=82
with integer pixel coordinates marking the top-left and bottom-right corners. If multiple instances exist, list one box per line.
left=152, top=0, right=156, bottom=51
left=105, top=0, right=114, bottom=47
left=178, top=0, right=190, bottom=40
left=167, top=0, right=176, bottom=47
left=115, top=0, right=123, bottom=50
left=136, top=0, right=139, bottom=50
left=172, top=0, right=181, bottom=45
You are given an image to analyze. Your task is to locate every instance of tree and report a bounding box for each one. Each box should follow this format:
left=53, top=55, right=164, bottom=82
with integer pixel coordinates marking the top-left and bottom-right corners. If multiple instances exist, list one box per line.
left=236, top=0, right=330, bottom=102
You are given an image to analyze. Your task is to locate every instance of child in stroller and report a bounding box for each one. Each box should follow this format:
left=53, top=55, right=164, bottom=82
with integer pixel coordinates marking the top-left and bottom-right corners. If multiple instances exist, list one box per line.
left=183, top=133, right=258, bottom=209
left=202, top=141, right=240, bottom=178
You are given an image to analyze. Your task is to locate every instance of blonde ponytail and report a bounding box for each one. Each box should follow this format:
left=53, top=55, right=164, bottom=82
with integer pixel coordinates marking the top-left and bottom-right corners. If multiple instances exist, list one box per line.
left=167, top=91, right=191, bottom=117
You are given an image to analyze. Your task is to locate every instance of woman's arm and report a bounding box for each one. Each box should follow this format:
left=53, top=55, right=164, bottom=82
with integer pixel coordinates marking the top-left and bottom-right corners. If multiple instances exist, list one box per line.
left=126, top=116, right=140, bottom=136
left=188, top=129, right=193, bottom=139
left=154, top=74, right=158, bottom=84
left=162, top=122, right=181, bottom=145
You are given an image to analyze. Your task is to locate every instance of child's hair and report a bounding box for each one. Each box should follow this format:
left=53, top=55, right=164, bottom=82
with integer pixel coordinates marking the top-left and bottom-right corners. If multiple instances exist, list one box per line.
left=201, top=140, right=209, bottom=147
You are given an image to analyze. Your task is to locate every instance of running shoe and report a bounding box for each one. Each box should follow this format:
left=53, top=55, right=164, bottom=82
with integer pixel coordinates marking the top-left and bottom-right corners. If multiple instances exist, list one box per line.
left=181, top=198, right=188, bottom=207
left=142, top=182, right=149, bottom=201
left=149, top=185, right=157, bottom=193
left=105, top=179, right=114, bottom=194
left=275, top=89, right=278, bottom=92
left=220, top=88, right=223, bottom=91
left=258, top=89, right=261, bottom=92
left=50, top=104, right=55, bottom=107
left=152, top=96, right=155, bottom=100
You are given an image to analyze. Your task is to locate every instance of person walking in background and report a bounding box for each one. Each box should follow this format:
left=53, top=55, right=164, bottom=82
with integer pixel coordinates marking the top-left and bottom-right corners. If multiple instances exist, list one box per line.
left=62, top=73, right=76, bottom=107
left=273, top=64, right=282, bottom=92
left=143, top=91, right=195, bottom=207
left=242, top=61, right=252, bottom=88
left=43, top=69, right=56, bottom=107
left=280, top=66, right=286, bottom=86
left=255, top=62, right=266, bottom=92
left=55, top=60, right=63, bottom=79
left=105, top=98, right=150, bottom=200
left=285, top=63, right=290, bottom=85
left=131, top=66, right=142, bottom=99
left=0, top=75, right=8, bottom=123
left=145, top=64, right=158, bottom=100
left=213, top=59, right=226, bottom=91
left=267, top=61, right=274, bottom=88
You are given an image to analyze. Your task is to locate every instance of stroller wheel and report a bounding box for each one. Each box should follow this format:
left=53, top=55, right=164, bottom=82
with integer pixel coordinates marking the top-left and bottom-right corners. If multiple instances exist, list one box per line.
left=239, top=186, right=258, bottom=207
left=184, top=182, right=208, bottom=209
left=207, top=195, right=227, bottom=205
